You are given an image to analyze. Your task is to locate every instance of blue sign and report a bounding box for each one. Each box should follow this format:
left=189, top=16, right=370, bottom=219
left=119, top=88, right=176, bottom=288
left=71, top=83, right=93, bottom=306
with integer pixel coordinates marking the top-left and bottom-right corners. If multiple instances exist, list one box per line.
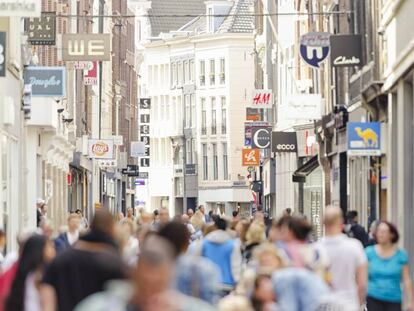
left=300, top=32, right=330, bottom=68
left=24, top=66, right=66, bottom=97
left=347, top=122, right=381, bottom=156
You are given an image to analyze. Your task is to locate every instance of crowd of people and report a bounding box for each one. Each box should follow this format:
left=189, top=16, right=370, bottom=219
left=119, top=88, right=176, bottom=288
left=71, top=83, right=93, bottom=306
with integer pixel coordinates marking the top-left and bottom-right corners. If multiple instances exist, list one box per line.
left=0, top=201, right=412, bottom=311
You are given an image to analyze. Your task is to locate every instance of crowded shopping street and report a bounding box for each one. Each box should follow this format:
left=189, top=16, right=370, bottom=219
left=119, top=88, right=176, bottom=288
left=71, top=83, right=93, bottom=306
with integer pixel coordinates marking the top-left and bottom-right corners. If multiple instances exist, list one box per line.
left=1, top=0, right=414, bottom=310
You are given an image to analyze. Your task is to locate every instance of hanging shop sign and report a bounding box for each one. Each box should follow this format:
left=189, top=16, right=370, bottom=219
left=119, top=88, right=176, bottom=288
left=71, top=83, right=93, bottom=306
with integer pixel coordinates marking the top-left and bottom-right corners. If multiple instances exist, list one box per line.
left=330, top=35, right=363, bottom=67
left=97, top=159, right=117, bottom=168
left=139, top=98, right=151, bottom=109
left=140, top=158, right=150, bottom=167
left=271, top=132, right=298, bottom=153
left=347, top=122, right=381, bottom=156
left=122, top=164, right=139, bottom=176
left=185, top=164, right=197, bottom=176
left=283, top=94, right=322, bottom=120
left=299, top=32, right=330, bottom=68
left=137, top=172, right=149, bottom=179
left=251, top=127, right=272, bottom=149
left=130, top=141, right=146, bottom=158
left=246, top=108, right=262, bottom=121
left=242, top=149, right=260, bottom=166
left=0, top=32, right=5, bottom=77
left=0, top=0, right=41, bottom=17
left=250, top=90, right=273, bottom=109
left=83, top=61, right=97, bottom=85
left=62, top=34, right=111, bottom=61
left=88, top=139, right=114, bottom=159
left=23, top=66, right=66, bottom=97
left=26, top=12, right=56, bottom=45
left=134, top=179, right=145, bottom=186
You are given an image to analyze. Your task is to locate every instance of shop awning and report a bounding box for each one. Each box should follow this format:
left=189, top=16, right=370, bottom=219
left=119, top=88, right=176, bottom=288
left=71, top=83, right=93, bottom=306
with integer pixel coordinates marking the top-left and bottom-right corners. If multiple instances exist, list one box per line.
left=292, top=155, right=319, bottom=183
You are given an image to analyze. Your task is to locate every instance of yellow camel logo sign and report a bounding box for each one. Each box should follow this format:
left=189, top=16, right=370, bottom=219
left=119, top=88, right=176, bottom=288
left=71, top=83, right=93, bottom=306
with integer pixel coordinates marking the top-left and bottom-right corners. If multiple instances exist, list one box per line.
left=354, top=127, right=378, bottom=147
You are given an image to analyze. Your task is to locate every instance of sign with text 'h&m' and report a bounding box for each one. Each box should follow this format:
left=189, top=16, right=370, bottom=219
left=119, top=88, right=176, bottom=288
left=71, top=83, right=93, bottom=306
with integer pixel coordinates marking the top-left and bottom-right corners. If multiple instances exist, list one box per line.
left=250, top=90, right=273, bottom=109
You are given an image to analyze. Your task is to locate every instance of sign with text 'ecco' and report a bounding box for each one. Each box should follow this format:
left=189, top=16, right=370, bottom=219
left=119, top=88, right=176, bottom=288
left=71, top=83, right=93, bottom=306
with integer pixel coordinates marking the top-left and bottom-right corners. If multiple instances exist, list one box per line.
left=330, top=35, right=363, bottom=67
left=272, top=132, right=298, bottom=153
left=62, top=34, right=111, bottom=61
left=24, top=66, right=65, bottom=97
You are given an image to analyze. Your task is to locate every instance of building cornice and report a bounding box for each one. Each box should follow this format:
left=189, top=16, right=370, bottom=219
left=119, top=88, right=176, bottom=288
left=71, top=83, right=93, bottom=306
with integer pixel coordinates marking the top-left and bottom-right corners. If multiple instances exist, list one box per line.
left=381, top=0, right=405, bottom=28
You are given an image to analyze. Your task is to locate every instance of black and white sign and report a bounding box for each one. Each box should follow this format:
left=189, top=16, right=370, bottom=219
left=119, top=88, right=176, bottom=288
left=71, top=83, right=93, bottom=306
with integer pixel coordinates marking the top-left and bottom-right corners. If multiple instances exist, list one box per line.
left=141, top=136, right=150, bottom=145
left=330, top=35, right=363, bottom=67
left=26, top=12, right=56, bottom=45
left=140, top=114, right=150, bottom=123
left=299, top=32, right=330, bottom=68
left=140, top=158, right=150, bottom=167
left=185, top=164, right=197, bottom=176
left=139, top=98, right=151, bottom=109
left=0, top=32, right=5, bottom=77
left=140, top=125, right=149, bottom=135
left=122, top=165, right=139, bottom=176
left=251, top=127, right=271, bottom=149
left=24, top=66, right=66, bottom=97
left=272, top=132, right=298, bottom=153
left=137, top=172, right=149, bottom=179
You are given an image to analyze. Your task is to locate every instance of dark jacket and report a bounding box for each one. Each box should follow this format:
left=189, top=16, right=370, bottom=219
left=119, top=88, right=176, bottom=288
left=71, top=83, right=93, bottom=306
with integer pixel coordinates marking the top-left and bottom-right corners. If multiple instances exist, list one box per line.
left=345, top=222, right=369, bottom=247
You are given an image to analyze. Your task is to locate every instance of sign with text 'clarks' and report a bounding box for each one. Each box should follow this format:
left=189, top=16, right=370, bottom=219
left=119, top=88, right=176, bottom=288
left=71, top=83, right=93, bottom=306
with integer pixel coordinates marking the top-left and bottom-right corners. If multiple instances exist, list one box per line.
left=24, top=66, right=65, bottom=97
left=62, top=34, right=111, bottom=61
left=330, top=35, right=363, bottom=67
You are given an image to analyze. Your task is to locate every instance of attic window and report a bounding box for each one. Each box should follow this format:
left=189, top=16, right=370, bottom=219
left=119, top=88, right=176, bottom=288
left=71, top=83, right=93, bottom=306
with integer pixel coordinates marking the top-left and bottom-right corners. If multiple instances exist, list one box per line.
left=208, top=7, right=213, bottom=32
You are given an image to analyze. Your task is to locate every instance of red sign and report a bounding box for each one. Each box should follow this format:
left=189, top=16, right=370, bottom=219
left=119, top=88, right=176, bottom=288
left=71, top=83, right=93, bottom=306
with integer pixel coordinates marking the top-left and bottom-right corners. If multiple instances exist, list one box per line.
left=242, top=149, right=260, bottom=166
left=250, top=90, right=273, bottom=109
left=84, top=61, right=97, bottom=85
left=66, top=173, right=71, bottom=186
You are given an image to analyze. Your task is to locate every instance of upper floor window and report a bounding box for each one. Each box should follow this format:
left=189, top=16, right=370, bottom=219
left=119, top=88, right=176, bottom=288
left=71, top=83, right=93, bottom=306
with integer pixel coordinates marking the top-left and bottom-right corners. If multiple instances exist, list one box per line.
left=199, top=60, right=205, bottom=86
left=219, top=58, right=225, bottom=84
left=209, top=59, right=215, bottom=85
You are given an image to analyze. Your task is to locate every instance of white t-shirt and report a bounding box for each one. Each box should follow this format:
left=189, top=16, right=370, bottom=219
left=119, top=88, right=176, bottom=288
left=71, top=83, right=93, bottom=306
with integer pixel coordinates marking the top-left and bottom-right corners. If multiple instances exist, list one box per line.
left=318, top=234, right=367, bottom=310
left=67, top=231, right=79, bottom=245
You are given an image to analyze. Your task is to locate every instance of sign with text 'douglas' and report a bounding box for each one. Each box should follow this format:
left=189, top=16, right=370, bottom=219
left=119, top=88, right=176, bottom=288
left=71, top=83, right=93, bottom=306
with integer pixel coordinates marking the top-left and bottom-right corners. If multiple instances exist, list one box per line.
left=62, top=34, right=111, bottom=61
left=88, top=139, right=114, bottom=159
left=24, top=66, right=65, bottom=97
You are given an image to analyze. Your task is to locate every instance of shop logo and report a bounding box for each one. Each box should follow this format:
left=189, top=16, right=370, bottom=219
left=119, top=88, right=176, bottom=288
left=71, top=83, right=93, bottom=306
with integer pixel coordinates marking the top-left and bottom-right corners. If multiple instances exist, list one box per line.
left=62, top=34, right=111, bottom=61
left=330, top=35, right=363, bottom=68
left=354, top=127, right=378, bottom=147
left=300, top=32, right=331, bottom=68
left=272, top=132, right=298, bottom=153
left=276, top=144, right=296, bottom=151
left=252, top=127, right=271, bottom=149
left=242, top=148, right=260, bottom=166
left=92, top=141, right=109, bottom=156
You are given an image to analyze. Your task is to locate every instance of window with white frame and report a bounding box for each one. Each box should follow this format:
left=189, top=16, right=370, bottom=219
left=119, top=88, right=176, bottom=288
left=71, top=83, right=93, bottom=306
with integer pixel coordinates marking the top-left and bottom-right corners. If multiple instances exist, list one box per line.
left=185, top=95, right=191, bottom=128
left=223, top=142, right=228, bottom=180
left=186, top=139, right=192, bottom=164
left=208, top=7, right=213, bottom=32
left=190, top=60, right=195, bottom=82
left=199, top=60, right=205, bottom=86
left=221, top=97, right=226, bottom=134
left=191, top=139, right=197, bottom=164
left=202, top=143, right=208, bottom=180
left=211, top=97, right=216, bottom=134
left=184, top=60, right=189, bottom=84
left=201, top=98, right=206, bottom=135
left=191, top=94, right=196, bottom=128
left=178, top=61, right=183, bottom=86
left=209, top=59, right=215, bottom=85
left=219, top=58, right=225, bottom=84
left=212, top=143, right=218, bottom=180
left=172, top=62, right=177, bottom=88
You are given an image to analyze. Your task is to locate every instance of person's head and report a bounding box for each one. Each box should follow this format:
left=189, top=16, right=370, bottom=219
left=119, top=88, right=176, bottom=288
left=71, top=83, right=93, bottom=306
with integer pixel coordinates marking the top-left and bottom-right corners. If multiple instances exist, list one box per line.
left=67, top=213, right=80, bottom=233
left=39, top=219, right=54, bottom=239
left=232, top=210, right=239, bottom=219
left=323, top=207, right=344, bottom=235
left=346, top=210, right=358, bottom=224
left=139, top=212, right=153, bottom=225
left=131, top=235, right=175, bottom=306
left=159, top=207, right=170, bottom=224
left=41, top=204, right=47, bottom=215
left=116, top=212, right=125, bottom=222
left=181, top=214, right=190, bottom=224
left=153, top=209, right=159, bottom=219
left=254, top=243, right=285, bottom=270
left=187, top=209, right=194, bottom=218
left=138, top=207, right=144, bottom=215
left=369, top=220, right=380, bottom=236
left=158, top=221, right=190, bottom=257
left=191, top=211, right=204, bottom=230
left=254, top=211, right=265, bottom=224
left=75, top=209, right=83, bottom=217
left=235, top=220, right=251, bottom=244
left=375, top=221, right=399, bottom=245
left=276, top=215, right=312, bottom=242
left=36, top=198, right=45, bottom=209
left=214, top=217, right=227, bottom=231
left=252, top=274, right=276, bottom=309
left=6, top=234, right=55, bottom=311
left=91, top=209, right=116, bottom=237
left=208, top=210, right=214, bottom=217
left=198, top=205, right=205, bottom=214
left=283, top=208, right=292, bottom=216
left=245, top=221, right=265, bottom=245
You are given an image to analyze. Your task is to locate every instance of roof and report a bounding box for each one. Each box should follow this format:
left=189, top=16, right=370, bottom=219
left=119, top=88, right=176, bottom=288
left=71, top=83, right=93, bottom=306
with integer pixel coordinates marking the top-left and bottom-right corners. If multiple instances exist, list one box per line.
left=179, top=0, right=254, bottom=35
left=149, top=0, right=205, bottom=37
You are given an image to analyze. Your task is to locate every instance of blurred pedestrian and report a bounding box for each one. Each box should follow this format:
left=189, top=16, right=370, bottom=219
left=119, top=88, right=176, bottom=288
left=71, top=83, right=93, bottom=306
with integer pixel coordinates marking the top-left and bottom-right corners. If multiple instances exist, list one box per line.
left=192, top=217, right=242, bottom=295
left=75, top=235, right=214, bottom=311
left=319, top=207, right=367, bottom=310
left=197, top=205, right=207, bottom=223
left=345, top=211, right=369, bottom=247
left=187, top=208, right=194, bottom=219
left=367, top=220, right=380, bottom=246
left=218, top=295, right=254, bottom=311
left=36, top=219, right=54, bottom=239
left=243, top=221, right=265, bottom=265
left=40, top=209, right=126, bottom=311
left=366, top=221, right=413, bottom=311
left=75, top=209, right=89, bottom=231
left=54, top=213, right=80, bottom=254
left=232, top=211, right=240, bottom=222
left=118, top=221, right=139, bottom=267
left=36, top=199, right=45, bottom=227
left=5, top=234, right=55, bottom=311
left=125, top=207, right=135, bottom=223
left=158, top=221, right=220, bottom=304
left=181, top=214, right=197, bottom=240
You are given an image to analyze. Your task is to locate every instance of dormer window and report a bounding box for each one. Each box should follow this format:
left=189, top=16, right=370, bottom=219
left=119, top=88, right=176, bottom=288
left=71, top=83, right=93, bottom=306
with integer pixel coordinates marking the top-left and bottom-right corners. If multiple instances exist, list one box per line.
left=208, top=7, right=213, bottom=33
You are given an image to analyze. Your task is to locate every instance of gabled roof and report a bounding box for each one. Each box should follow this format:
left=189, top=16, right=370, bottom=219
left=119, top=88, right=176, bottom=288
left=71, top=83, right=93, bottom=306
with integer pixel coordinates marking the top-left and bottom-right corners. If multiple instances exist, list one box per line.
left=149, top=0, right=205, bottom=37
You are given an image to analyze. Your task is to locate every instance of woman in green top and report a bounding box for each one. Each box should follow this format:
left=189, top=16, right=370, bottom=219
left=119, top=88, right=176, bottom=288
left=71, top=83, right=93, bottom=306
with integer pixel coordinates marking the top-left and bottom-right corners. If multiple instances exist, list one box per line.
left=366, top=221, right=413, bottom=311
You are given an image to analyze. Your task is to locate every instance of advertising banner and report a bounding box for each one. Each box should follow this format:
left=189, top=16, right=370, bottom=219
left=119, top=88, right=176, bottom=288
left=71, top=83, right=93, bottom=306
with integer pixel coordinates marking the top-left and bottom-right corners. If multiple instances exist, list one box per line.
left=88, top=139, right=114, bottom=159
left=62, top=34, right=111, bottom=61
left=246, top=108, right=262, bottom=121
left=242, top=149, right=260, bottom=166
left=330, top=35, right=363, bottom=67
left=130, top=141, right=145, bottom=158
left=271, top=132, right=298, bottom=153
left=83, top=61, right=97, bottom=85
left=347, top=122, right=381, bottom=156
left=24, top=66, right=66, bottom=97
left=139, top=98, right=151, bottom=109
left=26, top=12, right=56, bottom=45
left=251, top=127, right=272, bottom=149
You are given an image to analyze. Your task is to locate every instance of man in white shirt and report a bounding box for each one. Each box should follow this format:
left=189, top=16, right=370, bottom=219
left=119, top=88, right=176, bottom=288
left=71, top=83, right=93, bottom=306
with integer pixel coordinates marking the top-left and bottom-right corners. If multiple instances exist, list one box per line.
left=55, top=213, right=80, bottom=253
left=318, top=207, right=367, bottom=310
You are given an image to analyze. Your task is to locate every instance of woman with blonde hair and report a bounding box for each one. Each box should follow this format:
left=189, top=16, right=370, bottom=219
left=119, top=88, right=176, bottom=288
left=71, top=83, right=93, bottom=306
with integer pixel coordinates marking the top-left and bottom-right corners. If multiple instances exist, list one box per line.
left=243, top=221, right=265, bottom=264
